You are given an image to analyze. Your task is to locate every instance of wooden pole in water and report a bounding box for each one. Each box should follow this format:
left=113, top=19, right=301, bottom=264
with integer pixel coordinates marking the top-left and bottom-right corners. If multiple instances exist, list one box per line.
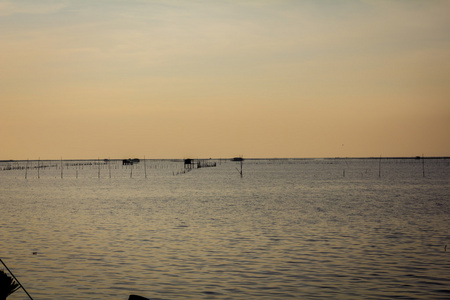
left=422, top=154, right=425, bottom=177
left=37, top=158, right=40, bottom=179
left=144, top=156, right=147, bottom=179
left=235, top=159, right=243, bottom=177
left=378, top=155, right=381, bottom=178
left=98, top=158, right=101, bottom=179
left=60, top=157, right=63, bottom=179
left=108, top=158, right=111, bottom=178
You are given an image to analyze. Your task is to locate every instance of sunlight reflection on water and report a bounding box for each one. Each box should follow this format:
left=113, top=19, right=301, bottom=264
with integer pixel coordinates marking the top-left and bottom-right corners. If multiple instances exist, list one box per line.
left=1, top=159, right=449, bottom=299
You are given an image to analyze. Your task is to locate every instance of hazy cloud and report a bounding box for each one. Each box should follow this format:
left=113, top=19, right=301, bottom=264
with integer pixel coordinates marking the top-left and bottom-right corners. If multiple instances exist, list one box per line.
left=0, top=0, right=67, bottom=16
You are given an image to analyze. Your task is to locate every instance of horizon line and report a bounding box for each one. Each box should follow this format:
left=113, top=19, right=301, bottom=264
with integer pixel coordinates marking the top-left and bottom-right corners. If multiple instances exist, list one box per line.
left=1, top=156, right=450, bottom=162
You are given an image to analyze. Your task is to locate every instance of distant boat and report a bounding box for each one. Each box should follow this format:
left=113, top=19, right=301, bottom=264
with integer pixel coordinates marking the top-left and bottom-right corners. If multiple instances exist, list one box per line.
left=231, top=157, right=244, bottom=162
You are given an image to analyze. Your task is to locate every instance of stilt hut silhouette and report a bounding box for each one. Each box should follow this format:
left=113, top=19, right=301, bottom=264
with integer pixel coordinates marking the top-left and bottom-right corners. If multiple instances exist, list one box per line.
left=184, top=159, right=193, bottom=170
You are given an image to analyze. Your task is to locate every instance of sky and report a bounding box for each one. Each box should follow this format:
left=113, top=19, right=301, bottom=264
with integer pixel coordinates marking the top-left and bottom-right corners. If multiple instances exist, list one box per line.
left=1, top=0, right=449, bottom=159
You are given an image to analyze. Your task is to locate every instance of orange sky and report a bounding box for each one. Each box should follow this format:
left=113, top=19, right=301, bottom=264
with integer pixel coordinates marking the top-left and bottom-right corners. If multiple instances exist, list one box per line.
left=1, top=0, right=449, bottom=159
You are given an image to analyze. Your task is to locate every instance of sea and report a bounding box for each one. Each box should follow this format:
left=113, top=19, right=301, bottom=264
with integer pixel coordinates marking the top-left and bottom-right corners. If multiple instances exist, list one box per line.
left=1, top=158, right=449, bottom=300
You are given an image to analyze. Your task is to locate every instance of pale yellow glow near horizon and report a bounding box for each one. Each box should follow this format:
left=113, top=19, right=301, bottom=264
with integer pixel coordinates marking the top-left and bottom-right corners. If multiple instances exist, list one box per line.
left=1, top=0, right=449, bottom=159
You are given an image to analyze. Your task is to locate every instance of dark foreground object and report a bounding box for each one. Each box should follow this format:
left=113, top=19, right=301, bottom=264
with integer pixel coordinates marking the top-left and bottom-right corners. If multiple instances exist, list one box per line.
left=129, top=295, right=150, bottom=300
left=0, top=269, right=20, bottom=300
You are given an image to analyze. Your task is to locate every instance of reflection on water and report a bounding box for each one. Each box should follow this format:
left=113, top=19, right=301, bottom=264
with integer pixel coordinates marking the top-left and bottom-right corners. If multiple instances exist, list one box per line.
left=1, top=159, right=449, bottom=299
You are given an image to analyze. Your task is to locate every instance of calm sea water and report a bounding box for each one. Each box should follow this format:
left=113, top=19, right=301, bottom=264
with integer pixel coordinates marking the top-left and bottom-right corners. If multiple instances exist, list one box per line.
left=1, top=158, right=449, bottom=299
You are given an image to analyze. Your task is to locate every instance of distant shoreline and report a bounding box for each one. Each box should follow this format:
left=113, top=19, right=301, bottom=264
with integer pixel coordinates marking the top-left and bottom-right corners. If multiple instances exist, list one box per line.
left=1, top=156, right=449, bottom=162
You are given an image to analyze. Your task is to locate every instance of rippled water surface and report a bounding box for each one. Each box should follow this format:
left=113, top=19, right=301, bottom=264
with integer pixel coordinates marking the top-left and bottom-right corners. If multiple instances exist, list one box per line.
left=1, top=158, right=449, bottom=299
